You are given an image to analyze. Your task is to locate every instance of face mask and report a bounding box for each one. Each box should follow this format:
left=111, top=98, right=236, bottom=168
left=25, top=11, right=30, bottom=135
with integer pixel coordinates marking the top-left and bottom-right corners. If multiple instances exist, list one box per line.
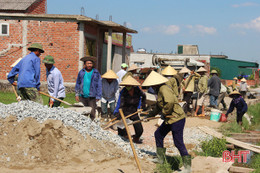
left=126, top=86, right=133, bottom=91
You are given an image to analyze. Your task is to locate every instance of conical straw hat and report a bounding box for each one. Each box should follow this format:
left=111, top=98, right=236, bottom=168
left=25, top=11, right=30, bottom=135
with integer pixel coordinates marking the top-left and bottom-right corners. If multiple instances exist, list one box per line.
left=197, top=67, right=207, bottom=73
left=233, top=77, right=238, bottom=80
left=179, top=67, right=191, bottom=74
left=142, top=71, right=169, bottom=87
left=10, top=58, right=22, bottom=67
left=229, top=91, right=241, bottom=97
left=120, top=75, right=140, bottom=86
left=241, top=78, right=247, bottom=82
left=161, top=65, right=177, bottom=76
left=102, top=70, right=118, bottom=79
left=128, top=64, right=139, bottom=71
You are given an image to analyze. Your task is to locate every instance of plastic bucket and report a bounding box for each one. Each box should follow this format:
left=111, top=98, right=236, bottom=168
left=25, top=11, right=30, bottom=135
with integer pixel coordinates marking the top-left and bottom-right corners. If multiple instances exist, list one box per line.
left=210, top=109, right=222, bottom=122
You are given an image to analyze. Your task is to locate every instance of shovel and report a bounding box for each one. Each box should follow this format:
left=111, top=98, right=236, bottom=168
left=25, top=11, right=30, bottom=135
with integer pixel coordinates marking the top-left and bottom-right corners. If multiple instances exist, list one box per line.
left=12, top=85, right=21, bottom=102
left=39, top=91, right=84, bottom=107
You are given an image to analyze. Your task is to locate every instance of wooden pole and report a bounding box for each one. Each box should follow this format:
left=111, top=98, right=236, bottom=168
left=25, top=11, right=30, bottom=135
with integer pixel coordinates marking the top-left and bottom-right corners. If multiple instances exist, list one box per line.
left=12, top=85, right=20, bottom=102
left=119, top=109, right=142, bottom=173
left=103, top=109, right=142, bottom=130
left=39, top=91, right=72, bottom=106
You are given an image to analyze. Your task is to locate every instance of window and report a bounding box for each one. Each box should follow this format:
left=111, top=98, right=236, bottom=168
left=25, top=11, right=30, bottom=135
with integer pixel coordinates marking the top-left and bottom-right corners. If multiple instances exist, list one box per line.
left=0, top=23, right=9, bottom=36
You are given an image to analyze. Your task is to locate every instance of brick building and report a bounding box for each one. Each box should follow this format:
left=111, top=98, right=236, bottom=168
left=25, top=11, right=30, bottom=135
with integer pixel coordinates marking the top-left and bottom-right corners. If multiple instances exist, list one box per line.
left=0, top=0, right=137, bottom=84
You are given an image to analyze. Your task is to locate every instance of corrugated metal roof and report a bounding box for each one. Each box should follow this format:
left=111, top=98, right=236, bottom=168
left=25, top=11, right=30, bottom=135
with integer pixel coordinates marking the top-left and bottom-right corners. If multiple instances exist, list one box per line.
left=0, top=0, right=37, bottom=11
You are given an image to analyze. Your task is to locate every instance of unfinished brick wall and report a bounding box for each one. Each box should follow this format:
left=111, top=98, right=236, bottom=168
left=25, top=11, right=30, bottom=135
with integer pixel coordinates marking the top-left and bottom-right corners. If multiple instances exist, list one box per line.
left=26, top=0, right=46, bottom=14
left=0, top=0, right=46, bottom=14
left=0, top=19, right=80, bottom=83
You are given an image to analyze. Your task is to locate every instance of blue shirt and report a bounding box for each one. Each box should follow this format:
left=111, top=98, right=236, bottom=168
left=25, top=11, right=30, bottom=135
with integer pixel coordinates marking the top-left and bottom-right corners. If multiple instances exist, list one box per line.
left=82, top=69, right=93, bottom=98
left=226, top=97, right=248, bottom=116
left=102, top=78, right=118, bottom=101
left=46, top=66, right=66, bottom=101
left=7, top=52, right=41, bottom=90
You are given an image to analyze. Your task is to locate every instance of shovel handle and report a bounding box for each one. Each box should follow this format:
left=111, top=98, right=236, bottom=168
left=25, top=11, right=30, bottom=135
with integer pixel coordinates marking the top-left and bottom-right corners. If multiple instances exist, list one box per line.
left=12, top=85, right=19, bottom=98
left=39, top=91, right=72, bottom=106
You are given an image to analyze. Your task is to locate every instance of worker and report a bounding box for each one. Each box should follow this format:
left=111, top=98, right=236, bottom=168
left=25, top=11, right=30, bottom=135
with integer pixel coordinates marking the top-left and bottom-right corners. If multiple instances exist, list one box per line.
left=232, top=77, right=238, bottom=91
left=7, top=43, right=44, bottom=104
left=208, top=70, right=221, bottom=108
left=217, top=83, right=227, bottom=110
left=142, top=71, right=191, bottom=173
left=101, top=70, right=119, bottom=121
left=75, top=56, right=102, bottom=120
left=43, top=55, right=65, bottom=107
left=114, top=75, right=146, bottom=144
left=195, top=67, right=208, bottom=116
left=161, top=65, right=179, bottom=96
left=116, top=63, right=128, bottom=84
left=121, top=64, right=139, bottom=81
left=225, top=91, right=248, bottom=126
left=180, top=67, right=200, bottom=115
left=239, top=78, right=248, bottom=99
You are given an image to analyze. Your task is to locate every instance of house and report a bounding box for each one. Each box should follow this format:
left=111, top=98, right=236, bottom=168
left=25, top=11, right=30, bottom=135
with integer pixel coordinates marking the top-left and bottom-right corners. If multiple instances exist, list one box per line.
left=0, top=0, right=137, bottom=84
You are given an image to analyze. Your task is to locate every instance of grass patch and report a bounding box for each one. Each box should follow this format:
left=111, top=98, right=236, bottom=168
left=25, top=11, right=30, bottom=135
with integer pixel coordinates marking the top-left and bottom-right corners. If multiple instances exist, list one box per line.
left=0, top=91, right=77, bottom=108
left=154, top=156, right=182, bottom=173
left=201, top=137, right=227, bottom=157
left=248, top=102, right=260, bottom=130
left=250, top=154, right=260, bottom=173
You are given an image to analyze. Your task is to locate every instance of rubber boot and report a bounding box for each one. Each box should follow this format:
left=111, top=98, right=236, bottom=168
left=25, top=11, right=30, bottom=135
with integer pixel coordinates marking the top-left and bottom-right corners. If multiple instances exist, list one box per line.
left=149, top=147, right=166, bottom=164
left=180, top=155, right=191, bottom=173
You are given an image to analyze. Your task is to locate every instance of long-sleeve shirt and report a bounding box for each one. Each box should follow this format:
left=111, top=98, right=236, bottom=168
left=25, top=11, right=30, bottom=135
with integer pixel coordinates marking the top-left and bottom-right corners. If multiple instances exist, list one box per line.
left=7, top=52, right=41, bottom=90
left=239, top=82, right=248, bottom=92
left=208, top=74, right=221, bottom=96
left=46, top=66, right=65, bottom=101
left=198, top=75, right=208, bottom=94
left=102, top=79, right=118, bottom=102
left=116, top=69, right=127, bottom=84
left=226, top=97, right=248, bottom=116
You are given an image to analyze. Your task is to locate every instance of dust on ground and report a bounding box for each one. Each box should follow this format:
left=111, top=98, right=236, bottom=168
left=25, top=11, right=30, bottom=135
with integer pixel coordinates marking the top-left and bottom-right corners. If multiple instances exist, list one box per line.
left=0, top=116, right=154, bottom=173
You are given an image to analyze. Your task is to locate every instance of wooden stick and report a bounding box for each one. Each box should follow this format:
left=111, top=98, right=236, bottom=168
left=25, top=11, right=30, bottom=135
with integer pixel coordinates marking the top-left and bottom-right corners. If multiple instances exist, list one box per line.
left=128, top=115, right=175, bottom=126
left=119, top=109, right=142, bottom=173
left=39, top=91, right=72, bottom=106
left=12, top=85, right=21, bottom=102
left=103, top=109, right=142, bottom=130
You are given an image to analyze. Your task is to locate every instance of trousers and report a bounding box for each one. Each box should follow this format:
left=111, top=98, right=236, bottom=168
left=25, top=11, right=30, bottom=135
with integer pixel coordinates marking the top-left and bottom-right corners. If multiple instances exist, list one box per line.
left=79, top=97, right=96, bottom=120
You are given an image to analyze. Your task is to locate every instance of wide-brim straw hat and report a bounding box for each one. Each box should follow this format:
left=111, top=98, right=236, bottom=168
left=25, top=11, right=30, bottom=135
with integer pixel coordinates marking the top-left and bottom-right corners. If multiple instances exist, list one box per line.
left=120, top=75, right=140, bottom=86
left=10, top=58, right=22, bottom=67
left=210, top=70, right=218, bottom=74
left=161, top=65, right=177, bottom=76
left=233, top=77, right=238, bottom=80
left=128, top=64, right=139, bottom=71
left=80, top=56, right=97, bottom=63
left=102, top=70, right=118, bottom=79
left=179, top=67, right=191, bottom=74
left=241, top=78, right=247, bottom=82
left=142, top=71, right=169, bottom=87
left=197, top=67, right=207, bottom=73
left=229, top=91, right=241, bottom=97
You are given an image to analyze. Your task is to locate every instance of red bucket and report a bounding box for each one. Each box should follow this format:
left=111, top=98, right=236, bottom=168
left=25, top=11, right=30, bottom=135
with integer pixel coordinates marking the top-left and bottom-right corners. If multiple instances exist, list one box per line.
left=219, top=113, right=227, bottom=122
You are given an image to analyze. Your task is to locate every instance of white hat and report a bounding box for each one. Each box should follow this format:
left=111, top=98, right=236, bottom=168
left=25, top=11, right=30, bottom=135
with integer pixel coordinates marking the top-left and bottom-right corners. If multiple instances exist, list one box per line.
left=102, top=70, right=118, bottom=79
left=120, top=75, right=140, bottom=86
left=197, top=67, right=207, bottom=73
left=142, top=71, right=169, bottom=87
left=241, top=78, right=247, bottom=82
left=179, top=67, right=191, bottom=74
left=161, top=65, right=177, bottom=76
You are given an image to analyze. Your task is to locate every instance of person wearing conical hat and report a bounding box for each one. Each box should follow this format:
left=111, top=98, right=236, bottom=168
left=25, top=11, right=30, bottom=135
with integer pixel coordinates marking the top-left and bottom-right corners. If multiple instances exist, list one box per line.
left=121, top=64, right=139, bottom=81
left=43, top=55, right=65, bottom=107
left=113, top=75, right=146, bottom=144
left=208, top=69, right=221, bottom=108
left=142, top=71, right=191, bottom=172
left=161, top=66, right=179, bottom=97
left=225, top=91, right=248, bottom=126
left=181, top=69, right=200, bottom=115
left=101, top=70, right=119, bottom=121
left=232, top=77, right=238, bottom=91
left=195, top=67, right=208, bottom=116
left=75, top=56, right=102, bottom=121
left=7, top=43, right=44, bottom=104
left=239, top=78, right=248, bottom=99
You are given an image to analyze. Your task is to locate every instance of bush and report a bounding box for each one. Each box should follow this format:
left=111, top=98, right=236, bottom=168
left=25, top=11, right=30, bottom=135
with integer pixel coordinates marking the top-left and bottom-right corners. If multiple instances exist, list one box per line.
left=250, top=154, right=260, bottom=173
left=201, top=137, right=227, bottom=157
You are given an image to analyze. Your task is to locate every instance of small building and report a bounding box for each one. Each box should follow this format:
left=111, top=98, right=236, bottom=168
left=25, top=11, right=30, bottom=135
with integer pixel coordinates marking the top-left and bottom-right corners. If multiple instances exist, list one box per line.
left=0, top=0, right=137, bottom=83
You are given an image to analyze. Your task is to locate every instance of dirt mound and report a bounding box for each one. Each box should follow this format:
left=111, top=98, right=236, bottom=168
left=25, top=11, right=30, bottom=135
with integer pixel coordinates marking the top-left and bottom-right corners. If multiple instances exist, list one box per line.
left=0, top=116, right=154, bottom=172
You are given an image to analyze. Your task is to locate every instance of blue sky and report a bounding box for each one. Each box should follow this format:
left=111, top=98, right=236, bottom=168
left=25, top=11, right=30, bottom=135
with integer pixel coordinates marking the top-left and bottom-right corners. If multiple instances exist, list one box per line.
left=48, top=0, right=260, bottom=63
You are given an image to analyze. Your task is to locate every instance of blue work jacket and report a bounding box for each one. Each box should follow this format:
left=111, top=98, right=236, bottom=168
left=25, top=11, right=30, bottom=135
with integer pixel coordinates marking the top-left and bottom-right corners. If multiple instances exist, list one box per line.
left=7, top=52, right=41, bottom=90
left=75, top=68, right=102, bottom=99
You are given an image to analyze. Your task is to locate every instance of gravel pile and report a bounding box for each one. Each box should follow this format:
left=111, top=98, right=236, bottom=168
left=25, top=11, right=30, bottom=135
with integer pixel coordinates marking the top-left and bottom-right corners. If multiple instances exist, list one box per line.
left=0, top=101, right=212, bottom=157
